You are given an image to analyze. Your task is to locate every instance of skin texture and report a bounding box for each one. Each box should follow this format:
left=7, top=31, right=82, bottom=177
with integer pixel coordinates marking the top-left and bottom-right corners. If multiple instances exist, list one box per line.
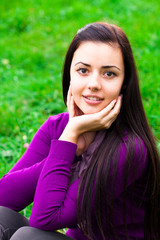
left=59, top=41, right=124, bottom=155
left=70, top=41, right=124, bottom=114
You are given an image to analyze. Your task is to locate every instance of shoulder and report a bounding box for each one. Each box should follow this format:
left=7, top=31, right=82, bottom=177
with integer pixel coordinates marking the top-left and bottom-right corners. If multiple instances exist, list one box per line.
left=48, top=112, right=69, bottom=126
left=42, top=112, right=69, bottom=140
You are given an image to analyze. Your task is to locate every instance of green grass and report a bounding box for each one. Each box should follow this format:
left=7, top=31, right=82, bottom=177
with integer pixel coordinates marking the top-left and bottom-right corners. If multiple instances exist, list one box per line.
left=0, top=0, right=160, bottom=219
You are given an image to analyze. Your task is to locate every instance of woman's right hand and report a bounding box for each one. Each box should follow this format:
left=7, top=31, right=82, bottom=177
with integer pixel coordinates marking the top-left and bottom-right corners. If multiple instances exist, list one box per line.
left=59, top=87, right=122, bottom=153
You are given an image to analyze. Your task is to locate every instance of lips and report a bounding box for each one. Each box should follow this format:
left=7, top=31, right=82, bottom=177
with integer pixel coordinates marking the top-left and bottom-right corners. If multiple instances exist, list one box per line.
left=82, top=95, right=104, bottom=105
left=83, top=95, right=104, bottom=101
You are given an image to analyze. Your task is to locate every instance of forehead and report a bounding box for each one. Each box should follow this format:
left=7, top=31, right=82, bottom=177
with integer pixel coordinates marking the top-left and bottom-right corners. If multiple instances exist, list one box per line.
left=71, top=41, right=124, bottom=68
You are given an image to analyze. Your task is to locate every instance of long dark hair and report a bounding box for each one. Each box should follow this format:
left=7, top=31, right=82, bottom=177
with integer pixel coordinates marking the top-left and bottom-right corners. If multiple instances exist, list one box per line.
left=62, top=22, right=160, bottom=239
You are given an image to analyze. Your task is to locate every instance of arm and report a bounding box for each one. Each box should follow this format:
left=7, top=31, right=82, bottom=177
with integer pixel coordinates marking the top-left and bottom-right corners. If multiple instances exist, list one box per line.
left=8, top=118, right=52, bottom=173
left=0, top=113, right=69, bottom=211
left=29, top=140, right=78, bottom=230
left=0, top=159, right=46, bottom=211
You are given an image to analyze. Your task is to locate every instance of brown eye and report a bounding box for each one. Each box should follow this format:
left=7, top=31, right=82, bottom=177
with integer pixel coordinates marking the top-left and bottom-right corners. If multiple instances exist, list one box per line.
left=77, top=68, right=88, bottom=75
left=104, top=71, right=116, bottom=78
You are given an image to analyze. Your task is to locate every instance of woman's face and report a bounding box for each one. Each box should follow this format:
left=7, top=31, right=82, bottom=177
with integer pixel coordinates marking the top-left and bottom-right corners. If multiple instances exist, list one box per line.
left=70, top=41, right=124, bottom=114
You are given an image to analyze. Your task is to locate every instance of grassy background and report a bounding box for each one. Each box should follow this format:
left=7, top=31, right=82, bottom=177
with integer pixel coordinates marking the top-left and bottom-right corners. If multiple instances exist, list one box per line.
left=0, top=0, right=160, bottom=220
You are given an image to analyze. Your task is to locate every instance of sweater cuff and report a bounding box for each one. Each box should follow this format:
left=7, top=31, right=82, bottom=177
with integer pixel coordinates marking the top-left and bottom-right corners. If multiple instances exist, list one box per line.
left=48, top=139, right=77, bottom=162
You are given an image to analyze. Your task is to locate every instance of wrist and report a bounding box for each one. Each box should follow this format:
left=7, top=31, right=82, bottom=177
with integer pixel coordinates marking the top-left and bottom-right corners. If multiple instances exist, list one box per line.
left=59, top=124, right=79, bottom=144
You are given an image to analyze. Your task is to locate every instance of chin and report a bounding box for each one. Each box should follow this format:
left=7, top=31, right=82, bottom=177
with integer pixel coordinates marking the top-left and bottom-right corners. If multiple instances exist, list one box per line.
left=82, top=108, right=102, bottom=115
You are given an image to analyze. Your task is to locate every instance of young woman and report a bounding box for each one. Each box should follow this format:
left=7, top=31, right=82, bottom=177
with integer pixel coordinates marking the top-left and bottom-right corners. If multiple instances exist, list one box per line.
left=0, top=22, right=159, bottom=240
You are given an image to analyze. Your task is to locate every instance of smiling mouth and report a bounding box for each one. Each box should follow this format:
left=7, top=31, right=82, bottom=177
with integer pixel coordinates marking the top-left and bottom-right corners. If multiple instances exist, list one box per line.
left=84, top=96, right=103, bottom=101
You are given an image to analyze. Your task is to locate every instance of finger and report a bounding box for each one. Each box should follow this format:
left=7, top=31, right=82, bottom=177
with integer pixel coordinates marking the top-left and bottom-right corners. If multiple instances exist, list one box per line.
left=105, top=116, right=117, bottom=129
left=103, top=95, right=122, bottom=125
left=67, top=86, right=76, bottom=118
left=67, top=85, right=72, bottom=109
left=98, top=95, right=122, bottom=128
left=110, top=95, right=122, bottom=115
left=106, top=95, right=122, bottom=116
left=75, top=104, right=84, bottom=116
left=69, top=96, right=75, bottom=118
left=97, top=98, right=117, bottom=118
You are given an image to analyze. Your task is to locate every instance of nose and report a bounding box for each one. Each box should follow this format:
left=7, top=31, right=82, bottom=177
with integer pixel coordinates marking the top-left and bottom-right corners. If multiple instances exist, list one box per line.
left=87, top=72, right=101, bottom=91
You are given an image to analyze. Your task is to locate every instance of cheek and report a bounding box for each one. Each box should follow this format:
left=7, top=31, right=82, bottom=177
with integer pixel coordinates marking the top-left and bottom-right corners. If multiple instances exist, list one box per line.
left=105, top=83, right=121, bottom=93
left=114, top=86, right=123, bottom=96
left=70, top=81, right=80, bottom=99
left=70, top=75, right=83, bottom=96
left=109, top=79, right=124, bottom=96
left=102, top=82, right=123, bottom=101
left=70, top=72, right=78, bottom=90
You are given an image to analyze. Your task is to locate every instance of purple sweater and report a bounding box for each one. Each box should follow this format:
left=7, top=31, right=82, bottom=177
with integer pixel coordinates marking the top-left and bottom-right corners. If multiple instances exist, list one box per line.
left=0, top=112, right=149, bottom=240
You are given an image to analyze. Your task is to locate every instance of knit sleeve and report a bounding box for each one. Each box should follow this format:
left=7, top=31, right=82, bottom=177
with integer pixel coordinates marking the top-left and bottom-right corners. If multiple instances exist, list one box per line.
left=0, top=113, right=69, bottom=211
left=29, top=140, right=79, bottom=230
left=9, top=113, right=69, bottom=173
left=0, top=158, right=46, bottom=211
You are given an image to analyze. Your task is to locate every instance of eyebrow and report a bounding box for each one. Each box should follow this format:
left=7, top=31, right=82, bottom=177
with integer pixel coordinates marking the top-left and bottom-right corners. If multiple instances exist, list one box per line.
left=75, top=61, right=120, bottom=71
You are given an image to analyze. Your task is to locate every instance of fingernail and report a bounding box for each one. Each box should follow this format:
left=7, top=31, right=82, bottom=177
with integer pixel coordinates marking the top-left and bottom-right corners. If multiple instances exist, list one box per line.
left=119, top=94, right=123, bottom=100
